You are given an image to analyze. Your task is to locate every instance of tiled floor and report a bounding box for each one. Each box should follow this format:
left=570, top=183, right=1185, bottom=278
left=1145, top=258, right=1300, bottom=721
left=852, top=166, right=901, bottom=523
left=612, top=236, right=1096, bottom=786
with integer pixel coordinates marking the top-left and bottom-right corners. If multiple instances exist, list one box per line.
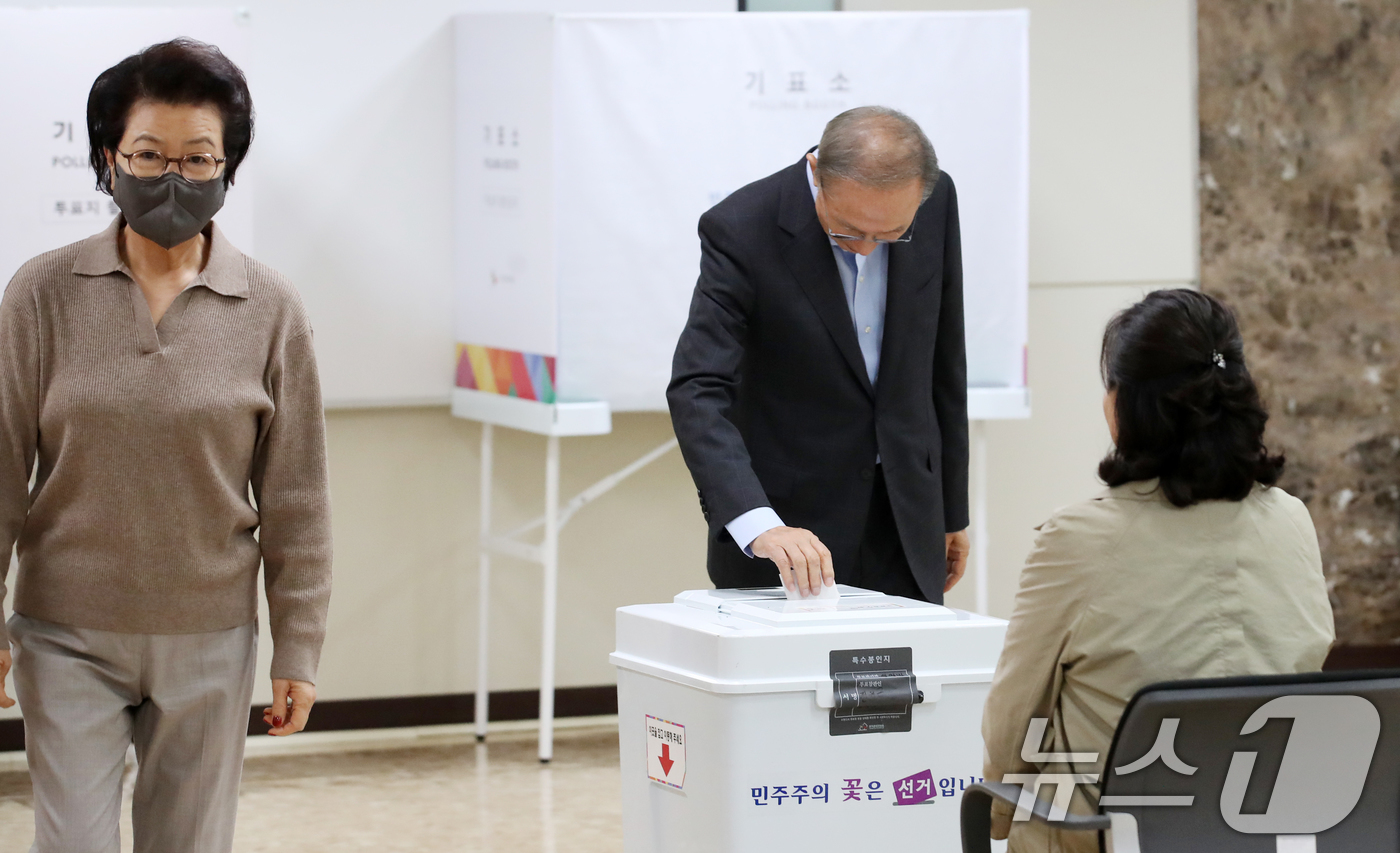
left=0, top=725, right=623, bottom=853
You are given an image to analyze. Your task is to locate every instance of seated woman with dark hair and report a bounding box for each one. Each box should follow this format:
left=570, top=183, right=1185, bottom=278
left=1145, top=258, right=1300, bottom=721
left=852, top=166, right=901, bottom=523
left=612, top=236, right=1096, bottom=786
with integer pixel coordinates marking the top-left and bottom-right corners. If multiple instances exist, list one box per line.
left=981, top=289, right=1334, bottom=853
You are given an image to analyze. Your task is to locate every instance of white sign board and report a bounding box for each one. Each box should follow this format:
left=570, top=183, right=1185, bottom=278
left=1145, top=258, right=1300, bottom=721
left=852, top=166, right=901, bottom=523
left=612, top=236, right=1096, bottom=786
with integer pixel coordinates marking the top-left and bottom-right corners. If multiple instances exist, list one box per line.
left=0, top=9, right=253, bottom=289
left=454, top=12, right=1028, bottom=413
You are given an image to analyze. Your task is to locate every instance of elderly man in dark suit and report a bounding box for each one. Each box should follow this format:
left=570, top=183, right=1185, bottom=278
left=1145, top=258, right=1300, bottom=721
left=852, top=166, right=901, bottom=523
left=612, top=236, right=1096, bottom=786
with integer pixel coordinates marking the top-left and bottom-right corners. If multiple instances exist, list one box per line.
left=668, top=106, right=969, bottom=602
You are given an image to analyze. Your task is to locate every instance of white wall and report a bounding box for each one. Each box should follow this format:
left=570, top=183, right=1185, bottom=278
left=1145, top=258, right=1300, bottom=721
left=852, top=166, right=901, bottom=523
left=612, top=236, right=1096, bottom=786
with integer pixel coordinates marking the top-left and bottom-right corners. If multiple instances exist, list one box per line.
left=1, top=0, right=1197, bottom=717
left=848, top=0, right=1198, bottom=287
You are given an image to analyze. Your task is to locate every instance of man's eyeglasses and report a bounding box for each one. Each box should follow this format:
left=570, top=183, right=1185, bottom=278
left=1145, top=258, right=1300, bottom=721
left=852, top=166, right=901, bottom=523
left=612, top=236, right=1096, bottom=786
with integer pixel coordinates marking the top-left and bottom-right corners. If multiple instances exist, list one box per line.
left=825, top=225, right=915, bottom=245
left=815, top=184, right=916, bottom=244
left=116, top=149, right=226, bottom=184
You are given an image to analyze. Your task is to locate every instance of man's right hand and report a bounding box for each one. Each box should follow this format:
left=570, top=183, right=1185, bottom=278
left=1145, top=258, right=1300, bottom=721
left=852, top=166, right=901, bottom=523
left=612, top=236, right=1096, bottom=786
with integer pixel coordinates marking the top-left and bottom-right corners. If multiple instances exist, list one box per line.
left=752, top=526, right=835, bottom=598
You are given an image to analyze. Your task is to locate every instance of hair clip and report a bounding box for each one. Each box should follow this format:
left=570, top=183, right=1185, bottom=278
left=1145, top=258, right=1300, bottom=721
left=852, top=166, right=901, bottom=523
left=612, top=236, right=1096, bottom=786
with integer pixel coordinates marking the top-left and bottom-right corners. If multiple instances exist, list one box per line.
left=1212, top=351, right=1226, bottom=369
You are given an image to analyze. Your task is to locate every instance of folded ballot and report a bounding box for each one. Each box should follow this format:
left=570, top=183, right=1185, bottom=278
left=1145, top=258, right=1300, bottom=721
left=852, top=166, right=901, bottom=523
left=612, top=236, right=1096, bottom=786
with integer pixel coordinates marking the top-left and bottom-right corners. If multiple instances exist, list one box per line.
left=783, top=579, right=841, bottom=602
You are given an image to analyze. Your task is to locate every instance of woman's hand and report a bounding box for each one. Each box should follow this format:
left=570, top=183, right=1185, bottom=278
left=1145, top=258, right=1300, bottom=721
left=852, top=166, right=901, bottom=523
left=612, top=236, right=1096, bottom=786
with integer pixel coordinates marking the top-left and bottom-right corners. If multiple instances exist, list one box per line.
left=262, top=678, right=315, bottom=736
left=0, top=649, right=14, bottom=709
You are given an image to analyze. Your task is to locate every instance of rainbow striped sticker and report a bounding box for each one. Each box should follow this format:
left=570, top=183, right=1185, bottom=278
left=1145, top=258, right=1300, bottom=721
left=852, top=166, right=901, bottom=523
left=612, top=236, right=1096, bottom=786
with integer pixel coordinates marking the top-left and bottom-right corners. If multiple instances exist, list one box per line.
left=455, top=344, right=557, bottom=404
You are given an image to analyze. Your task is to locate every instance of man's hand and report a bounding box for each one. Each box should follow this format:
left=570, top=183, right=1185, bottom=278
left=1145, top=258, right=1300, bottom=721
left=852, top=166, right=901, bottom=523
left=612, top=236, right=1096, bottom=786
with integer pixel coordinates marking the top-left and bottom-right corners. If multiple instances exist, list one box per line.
left=0, top=649, right=14, bottom=709
left=263, top=678, right=316, bottom=736
left=752, top=526, right=835, bottom=598
left=945, top=529, right=970, bottom=592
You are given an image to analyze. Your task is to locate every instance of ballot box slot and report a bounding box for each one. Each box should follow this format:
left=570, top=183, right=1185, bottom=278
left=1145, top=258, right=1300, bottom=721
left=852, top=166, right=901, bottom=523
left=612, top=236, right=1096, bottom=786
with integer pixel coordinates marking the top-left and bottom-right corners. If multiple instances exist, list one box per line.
left=674, top=586, right=957, bottom=627
left=828, top=647, right=922, bottom=736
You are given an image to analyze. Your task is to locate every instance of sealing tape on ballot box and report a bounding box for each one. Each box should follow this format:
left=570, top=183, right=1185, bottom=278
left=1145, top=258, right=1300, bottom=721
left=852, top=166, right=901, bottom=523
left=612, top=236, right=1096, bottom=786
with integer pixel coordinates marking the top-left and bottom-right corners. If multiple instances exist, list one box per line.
left=828, top=647, right=924, bottom=736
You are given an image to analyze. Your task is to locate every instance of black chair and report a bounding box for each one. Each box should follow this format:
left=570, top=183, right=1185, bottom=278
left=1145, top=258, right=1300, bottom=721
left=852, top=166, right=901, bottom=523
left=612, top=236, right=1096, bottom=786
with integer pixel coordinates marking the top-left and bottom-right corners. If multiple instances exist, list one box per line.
left=961, top=669, right=1400, bottom=853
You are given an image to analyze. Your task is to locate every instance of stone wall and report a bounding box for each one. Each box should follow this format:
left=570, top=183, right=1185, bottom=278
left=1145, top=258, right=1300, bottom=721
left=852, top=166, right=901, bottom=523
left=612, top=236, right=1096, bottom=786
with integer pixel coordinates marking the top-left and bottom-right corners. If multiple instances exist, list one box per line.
left=1199, top=0, right=1400, bottom=644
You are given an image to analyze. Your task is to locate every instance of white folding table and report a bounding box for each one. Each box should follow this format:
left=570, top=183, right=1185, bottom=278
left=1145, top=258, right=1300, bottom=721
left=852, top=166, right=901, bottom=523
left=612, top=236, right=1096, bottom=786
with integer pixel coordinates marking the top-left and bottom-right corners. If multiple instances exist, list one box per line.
left=454, top=388, right=676, bottom=762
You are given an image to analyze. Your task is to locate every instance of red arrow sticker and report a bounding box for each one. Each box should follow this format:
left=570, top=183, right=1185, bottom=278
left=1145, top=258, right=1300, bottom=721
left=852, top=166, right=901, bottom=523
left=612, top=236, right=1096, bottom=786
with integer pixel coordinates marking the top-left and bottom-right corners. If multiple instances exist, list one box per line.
left=646, top=715, right=686, bottom=790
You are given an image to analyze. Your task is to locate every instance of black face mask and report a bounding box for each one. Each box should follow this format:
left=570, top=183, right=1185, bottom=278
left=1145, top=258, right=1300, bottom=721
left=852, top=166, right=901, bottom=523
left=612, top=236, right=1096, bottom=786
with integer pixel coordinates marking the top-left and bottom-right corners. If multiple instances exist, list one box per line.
left=111, top=168, right=226, bottom=250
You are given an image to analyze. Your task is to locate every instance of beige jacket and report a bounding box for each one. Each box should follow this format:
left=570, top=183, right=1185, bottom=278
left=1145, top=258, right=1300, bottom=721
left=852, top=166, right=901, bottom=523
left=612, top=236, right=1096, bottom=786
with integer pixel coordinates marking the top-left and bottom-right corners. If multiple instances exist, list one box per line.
left=982, top=480, right=1335, bottom=853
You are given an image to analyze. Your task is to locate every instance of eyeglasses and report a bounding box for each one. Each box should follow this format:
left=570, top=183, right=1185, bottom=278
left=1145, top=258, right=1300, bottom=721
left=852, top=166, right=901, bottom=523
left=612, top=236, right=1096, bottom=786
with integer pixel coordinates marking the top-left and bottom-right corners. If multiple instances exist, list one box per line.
left=116, top=149, right=226, bottom=184
left=815, top=185, right=915, bottom=244
left=825, top=225, right=915, bottom=245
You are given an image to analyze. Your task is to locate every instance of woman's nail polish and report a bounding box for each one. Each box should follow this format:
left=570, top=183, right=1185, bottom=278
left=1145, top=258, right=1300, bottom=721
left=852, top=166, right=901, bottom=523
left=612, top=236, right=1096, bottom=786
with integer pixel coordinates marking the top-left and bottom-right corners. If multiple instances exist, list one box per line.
left=274, top=717, right=283, bottom=727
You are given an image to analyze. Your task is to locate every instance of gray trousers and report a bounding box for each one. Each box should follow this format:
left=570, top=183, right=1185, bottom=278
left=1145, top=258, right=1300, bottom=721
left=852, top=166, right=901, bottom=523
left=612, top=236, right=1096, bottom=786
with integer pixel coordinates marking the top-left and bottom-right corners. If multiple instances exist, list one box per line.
left=8, top=613, right=258, bottom=853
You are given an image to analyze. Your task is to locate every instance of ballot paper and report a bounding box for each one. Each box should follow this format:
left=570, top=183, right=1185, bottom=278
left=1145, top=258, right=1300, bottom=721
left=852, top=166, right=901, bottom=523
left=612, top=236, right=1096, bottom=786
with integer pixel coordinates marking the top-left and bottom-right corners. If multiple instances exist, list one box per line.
left=784, top=580, right=840, bottom=602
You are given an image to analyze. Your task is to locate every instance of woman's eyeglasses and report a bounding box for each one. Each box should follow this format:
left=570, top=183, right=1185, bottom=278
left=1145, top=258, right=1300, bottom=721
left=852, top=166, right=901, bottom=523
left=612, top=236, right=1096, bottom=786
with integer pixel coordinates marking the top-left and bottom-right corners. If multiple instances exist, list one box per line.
left=116, top=149, right=226, bottom=184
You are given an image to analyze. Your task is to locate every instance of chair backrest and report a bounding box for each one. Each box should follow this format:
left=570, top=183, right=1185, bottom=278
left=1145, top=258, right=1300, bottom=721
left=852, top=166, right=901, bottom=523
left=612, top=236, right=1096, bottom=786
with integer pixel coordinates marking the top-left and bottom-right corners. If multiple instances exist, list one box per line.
left=1098, top=669, right=1400, bottom=852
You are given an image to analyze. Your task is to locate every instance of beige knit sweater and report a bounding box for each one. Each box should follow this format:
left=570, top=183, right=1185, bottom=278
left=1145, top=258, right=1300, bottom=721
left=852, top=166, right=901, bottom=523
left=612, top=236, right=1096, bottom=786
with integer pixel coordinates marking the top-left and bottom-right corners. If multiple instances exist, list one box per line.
left=0, top=218, right=332, bottom=683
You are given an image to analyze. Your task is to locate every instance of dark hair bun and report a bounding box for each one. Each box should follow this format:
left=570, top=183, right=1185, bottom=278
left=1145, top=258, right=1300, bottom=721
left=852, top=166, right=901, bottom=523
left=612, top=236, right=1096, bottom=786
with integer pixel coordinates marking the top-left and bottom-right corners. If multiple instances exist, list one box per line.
left=1098, top=289, right=1284, bottom=507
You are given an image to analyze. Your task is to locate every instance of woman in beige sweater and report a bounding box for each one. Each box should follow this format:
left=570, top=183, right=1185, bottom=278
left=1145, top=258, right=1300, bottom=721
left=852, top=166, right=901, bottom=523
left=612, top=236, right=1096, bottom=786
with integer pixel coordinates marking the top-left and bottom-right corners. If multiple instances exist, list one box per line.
left=982, top=289, right=1334, bottom=853
left=0, top=39, right=331, bottom=853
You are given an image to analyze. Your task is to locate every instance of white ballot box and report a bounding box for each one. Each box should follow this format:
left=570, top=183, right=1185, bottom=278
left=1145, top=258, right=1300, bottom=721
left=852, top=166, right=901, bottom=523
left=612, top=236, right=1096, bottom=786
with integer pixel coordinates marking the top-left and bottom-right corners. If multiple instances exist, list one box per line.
left=611, top=587, right=1008, bottom=851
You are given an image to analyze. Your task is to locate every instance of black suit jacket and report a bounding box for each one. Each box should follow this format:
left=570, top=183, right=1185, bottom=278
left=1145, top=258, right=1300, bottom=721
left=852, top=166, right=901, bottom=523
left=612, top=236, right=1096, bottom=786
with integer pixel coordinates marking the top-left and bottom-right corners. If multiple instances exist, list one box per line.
left=666, top=155, right=969, bottom=602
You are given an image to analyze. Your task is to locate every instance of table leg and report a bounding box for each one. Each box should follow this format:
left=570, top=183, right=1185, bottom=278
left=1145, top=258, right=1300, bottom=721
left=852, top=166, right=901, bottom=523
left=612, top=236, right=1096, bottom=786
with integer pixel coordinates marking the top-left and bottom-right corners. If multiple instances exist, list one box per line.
left=475, top=423, right=494, bottom=741
left=538, top=434, right=560, bottom=762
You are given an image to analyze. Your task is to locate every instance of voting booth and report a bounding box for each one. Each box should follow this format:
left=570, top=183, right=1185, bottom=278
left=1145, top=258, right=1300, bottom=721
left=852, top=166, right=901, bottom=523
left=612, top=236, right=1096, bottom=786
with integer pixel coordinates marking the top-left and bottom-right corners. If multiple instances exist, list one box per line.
left=611, top=588, right=1008, bottom=851
left=452, top=10, right=1030, bottom=415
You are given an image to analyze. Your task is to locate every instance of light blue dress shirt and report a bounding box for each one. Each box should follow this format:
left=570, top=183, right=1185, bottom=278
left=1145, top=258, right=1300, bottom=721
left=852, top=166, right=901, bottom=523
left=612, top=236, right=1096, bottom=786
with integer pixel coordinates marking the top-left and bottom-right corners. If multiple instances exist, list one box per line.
left=725, top=156, right=889, bottom=556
